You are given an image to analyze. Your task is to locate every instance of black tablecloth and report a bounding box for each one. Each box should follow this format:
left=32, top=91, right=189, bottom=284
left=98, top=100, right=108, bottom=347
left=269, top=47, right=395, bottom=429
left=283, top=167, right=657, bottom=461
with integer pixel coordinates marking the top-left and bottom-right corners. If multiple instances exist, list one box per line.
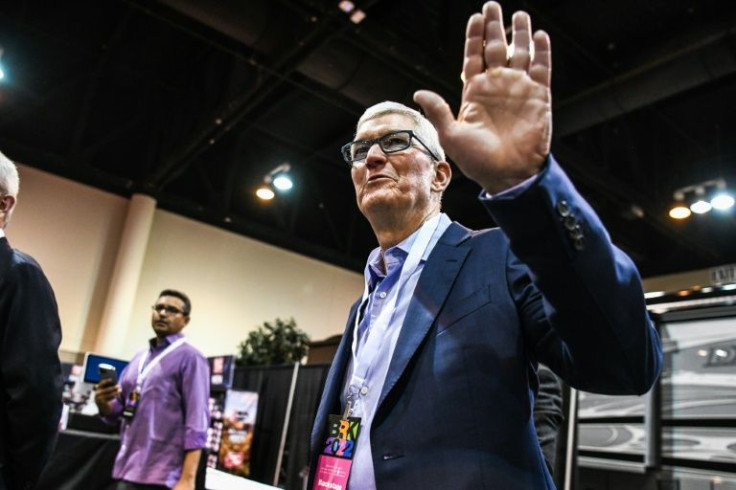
left=36, top=430, right=119, bottom=490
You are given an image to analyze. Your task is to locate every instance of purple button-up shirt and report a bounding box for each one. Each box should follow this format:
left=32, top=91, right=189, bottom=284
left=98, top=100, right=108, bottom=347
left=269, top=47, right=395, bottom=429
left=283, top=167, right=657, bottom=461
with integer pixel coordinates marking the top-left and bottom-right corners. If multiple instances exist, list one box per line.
left=104, top=333, right=210, bottom=487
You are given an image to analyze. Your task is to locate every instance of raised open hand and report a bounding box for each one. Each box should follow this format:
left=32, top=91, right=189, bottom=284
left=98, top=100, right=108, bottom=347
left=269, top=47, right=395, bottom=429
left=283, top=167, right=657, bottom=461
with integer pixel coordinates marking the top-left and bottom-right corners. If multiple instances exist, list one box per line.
left=414, top=1, right=552, bottom=195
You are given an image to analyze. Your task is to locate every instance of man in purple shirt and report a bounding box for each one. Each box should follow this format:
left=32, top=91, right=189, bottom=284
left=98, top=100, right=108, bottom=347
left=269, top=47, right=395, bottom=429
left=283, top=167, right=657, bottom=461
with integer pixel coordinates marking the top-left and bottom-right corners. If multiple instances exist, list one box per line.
left=95, top=289, right=210, bottom=490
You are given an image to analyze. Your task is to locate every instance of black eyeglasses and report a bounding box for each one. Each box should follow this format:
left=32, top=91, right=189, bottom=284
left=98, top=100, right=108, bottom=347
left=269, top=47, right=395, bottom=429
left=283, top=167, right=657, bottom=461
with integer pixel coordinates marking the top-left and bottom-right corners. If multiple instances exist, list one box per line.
left=152, top=304, right=187, bottom=316
left=341, top=130, right=440, bottom=166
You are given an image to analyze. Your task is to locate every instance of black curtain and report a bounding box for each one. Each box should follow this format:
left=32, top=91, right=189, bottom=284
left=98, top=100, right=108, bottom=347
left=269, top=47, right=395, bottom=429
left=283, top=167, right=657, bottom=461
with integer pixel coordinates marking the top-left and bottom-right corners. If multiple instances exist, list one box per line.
left=281, top=364, right=330, bottom=490
left=230, top=363, right=330, bottom=490
left=232, top=364, right=296, bottom=486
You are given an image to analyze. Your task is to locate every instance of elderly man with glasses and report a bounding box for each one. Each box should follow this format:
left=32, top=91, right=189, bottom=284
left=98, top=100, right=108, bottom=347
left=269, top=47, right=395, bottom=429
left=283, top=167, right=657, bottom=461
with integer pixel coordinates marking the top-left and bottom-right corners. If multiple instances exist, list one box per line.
left=95, top=290, right=209, bottom=490
left=309, top=2, right=662, bottom=489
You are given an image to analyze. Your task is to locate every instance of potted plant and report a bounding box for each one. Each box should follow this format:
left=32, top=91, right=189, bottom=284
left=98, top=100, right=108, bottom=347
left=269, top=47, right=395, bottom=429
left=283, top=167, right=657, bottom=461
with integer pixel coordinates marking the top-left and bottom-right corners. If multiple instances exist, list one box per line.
left=236, top=317, right=309, bottom=366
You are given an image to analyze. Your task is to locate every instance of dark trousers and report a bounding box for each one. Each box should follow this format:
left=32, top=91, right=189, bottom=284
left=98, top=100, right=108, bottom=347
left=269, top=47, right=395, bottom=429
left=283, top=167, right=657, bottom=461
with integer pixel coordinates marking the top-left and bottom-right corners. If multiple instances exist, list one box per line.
left=114, top=481, right=168, bottom=490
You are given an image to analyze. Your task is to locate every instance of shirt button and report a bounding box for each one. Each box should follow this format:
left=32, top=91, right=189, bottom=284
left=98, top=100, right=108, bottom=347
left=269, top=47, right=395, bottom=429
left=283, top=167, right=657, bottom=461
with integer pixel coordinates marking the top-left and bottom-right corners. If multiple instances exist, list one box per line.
left=360, top=386, right=369, bottom=395
left=378, top=291, right=387, bottom=299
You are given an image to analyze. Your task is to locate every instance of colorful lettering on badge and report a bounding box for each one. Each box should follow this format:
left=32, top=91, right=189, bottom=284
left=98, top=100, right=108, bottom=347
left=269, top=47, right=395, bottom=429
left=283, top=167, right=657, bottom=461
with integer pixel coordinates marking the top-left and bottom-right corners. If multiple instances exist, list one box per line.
left=314, top=414, right=361, bottom=490
left=322, top=415, right=360, bottom=458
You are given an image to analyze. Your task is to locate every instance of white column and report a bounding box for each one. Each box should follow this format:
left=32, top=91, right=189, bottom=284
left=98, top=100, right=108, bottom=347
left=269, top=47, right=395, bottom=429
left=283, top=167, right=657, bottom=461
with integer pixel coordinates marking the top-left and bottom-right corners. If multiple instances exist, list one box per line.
left=94, top=194, right=156, bottom=355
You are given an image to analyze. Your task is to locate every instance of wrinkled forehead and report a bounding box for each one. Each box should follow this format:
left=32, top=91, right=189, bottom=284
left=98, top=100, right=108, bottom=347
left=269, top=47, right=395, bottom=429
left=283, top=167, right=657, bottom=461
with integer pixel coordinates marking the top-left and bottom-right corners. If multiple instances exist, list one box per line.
left=355, top=113, right=417, bottom=140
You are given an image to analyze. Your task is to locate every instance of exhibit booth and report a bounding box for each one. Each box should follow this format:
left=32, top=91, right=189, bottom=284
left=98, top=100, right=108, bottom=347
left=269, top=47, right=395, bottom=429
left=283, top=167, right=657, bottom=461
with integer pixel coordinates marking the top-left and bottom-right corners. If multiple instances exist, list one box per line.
left=40, top=361, right=330, bottom=490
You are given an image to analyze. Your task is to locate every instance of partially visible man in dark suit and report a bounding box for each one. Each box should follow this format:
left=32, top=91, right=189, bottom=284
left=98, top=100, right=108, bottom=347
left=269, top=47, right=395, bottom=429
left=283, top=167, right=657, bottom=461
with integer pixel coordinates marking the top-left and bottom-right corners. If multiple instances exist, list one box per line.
left=535, top=364, right=565, bottom=475
left=309, top=2, right=662, bottom=489
left=0, top=150, right=63, bottom=490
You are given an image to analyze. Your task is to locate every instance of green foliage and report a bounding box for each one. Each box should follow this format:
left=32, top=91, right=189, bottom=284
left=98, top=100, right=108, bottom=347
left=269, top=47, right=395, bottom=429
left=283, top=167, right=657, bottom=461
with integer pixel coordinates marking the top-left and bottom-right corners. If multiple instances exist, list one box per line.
left=236, top=317, right=310, bottom=366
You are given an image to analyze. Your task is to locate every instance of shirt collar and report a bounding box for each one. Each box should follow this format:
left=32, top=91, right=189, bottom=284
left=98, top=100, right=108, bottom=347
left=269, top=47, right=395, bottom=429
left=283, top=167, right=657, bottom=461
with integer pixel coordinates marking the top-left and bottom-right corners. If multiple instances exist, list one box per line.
left=149, top=332, right=185, bottom=350
left=0, top=229, right=5, bottom=239
left=363, top=213, right=448, bottom=286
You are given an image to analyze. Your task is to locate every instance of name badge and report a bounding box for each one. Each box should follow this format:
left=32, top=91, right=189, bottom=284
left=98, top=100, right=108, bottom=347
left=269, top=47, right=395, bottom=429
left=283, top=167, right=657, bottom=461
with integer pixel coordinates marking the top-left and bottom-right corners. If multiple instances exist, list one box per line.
left=313, top=415, right=361, bottom=490
left=122, top=390, right=140, bottom=420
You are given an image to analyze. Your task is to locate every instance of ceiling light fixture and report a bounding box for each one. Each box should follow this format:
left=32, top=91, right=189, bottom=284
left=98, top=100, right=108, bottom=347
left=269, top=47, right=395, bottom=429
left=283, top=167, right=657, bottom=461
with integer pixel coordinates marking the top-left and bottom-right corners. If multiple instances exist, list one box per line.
left=668, top=178, right=733, bottom=219
left=0, top=47, right=5, bottom=80
left=337, top=1, right=366, bottom=24
left=255, top=163, right=293, bottom=201
left=712, top=193, right=735, bottom=210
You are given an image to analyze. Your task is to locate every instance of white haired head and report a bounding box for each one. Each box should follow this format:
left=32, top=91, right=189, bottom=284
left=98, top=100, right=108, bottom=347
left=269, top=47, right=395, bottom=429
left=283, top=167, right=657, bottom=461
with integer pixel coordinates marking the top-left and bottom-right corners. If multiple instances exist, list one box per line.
left=0, top=151, right=19, bottom=198
left=0, top=151, right=20, bottom=226
left=356, top=101, right=446, bottom=162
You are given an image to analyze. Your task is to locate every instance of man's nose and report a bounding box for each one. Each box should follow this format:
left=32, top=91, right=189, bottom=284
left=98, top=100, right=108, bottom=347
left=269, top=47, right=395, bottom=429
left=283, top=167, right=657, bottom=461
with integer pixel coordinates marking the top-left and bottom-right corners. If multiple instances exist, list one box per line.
left=364, top=143, right=387, bottom=166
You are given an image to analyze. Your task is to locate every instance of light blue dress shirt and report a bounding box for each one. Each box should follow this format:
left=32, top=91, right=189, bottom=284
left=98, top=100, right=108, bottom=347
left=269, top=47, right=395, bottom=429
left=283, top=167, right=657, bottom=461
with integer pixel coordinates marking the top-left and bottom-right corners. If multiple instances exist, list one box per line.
left=342, top=213, right=451, bottom=490
left=341, top=176, right=538, bottom=489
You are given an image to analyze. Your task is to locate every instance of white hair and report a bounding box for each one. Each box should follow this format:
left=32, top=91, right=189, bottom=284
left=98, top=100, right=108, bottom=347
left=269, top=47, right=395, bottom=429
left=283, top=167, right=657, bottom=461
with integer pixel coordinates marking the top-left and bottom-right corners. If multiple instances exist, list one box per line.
left=356, top=101, right=446, bottom=162
left=0, top=151, right=19, bottom=197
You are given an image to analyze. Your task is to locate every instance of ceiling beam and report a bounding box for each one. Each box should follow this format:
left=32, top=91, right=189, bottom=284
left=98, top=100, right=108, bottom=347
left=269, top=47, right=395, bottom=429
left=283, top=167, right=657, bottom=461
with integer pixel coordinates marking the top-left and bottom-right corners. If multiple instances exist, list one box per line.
left=555, top=21, right=736, bottom=137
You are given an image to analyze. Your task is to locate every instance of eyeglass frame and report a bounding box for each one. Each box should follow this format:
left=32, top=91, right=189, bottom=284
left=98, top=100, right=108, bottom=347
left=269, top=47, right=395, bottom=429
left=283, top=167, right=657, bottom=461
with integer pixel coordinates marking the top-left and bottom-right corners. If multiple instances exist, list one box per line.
left=151, top=304, right=188, bottom=316
left=341, top=130, right=441, bottom=166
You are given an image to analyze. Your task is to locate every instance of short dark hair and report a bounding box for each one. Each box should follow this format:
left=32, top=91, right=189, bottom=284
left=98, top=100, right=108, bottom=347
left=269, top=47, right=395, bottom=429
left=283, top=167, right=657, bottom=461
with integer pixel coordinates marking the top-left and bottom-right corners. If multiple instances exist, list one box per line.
left=158, top=289, right=191, bottom=316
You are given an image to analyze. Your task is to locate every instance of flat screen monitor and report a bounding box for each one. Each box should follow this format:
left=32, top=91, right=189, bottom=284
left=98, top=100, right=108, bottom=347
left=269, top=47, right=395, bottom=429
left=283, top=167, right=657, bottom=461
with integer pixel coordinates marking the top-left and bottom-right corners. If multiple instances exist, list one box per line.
left=82, top=353, right=130, bottom=384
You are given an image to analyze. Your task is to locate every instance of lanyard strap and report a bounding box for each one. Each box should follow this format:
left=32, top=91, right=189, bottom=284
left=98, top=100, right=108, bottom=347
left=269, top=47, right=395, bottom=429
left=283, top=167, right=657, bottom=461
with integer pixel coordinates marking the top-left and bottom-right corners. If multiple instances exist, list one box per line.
left=349, top=215, right=440, bottom=380
left=136, top=337, right=187, bottom=388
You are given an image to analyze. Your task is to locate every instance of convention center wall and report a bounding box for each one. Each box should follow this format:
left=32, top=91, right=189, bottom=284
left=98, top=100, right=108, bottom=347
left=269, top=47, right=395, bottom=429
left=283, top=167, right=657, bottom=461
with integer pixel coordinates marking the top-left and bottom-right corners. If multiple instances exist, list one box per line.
left=8, top=163, right=363, bottom=361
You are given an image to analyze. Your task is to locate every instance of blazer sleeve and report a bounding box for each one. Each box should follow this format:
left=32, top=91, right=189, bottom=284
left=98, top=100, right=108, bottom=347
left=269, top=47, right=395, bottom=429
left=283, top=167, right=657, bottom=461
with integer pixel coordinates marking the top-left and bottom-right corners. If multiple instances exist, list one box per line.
left=483, top=155, right=663, bottom=395
left=0, top=252, right=63, bottom=489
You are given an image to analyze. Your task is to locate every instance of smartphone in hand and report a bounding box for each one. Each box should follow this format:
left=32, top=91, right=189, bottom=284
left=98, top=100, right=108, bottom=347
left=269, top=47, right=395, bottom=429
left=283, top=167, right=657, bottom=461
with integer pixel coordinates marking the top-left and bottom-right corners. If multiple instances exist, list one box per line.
left=98, top=363, right=117, bottom=385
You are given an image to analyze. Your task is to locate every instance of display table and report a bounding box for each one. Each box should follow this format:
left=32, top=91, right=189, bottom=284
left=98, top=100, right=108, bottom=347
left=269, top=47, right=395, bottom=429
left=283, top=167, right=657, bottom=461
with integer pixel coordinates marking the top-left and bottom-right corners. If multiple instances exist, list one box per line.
left=36, top=429, right=119, bottom=490
left=36, top=430, right=274, bottom=490
left=205, top=468, right=280, bottom=490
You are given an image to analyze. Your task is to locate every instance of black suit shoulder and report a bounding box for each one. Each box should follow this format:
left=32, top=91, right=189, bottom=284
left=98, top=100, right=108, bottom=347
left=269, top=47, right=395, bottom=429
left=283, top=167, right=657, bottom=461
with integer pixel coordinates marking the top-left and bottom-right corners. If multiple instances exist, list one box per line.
left=0, top=237, right=63, bottom=490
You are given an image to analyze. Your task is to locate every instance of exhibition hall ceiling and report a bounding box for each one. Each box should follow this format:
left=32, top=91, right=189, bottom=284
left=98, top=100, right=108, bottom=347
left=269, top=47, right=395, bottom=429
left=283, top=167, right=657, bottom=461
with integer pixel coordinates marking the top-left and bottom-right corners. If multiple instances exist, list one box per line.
left=1, top=0, right=735, bottom=278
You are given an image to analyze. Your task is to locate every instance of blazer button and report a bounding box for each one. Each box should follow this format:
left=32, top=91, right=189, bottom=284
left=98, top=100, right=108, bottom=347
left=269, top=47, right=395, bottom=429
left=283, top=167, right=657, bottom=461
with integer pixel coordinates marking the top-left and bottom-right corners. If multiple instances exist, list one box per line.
left=556, top=200, right=571, bottom=217
left=570, top=225, right=584, bottom=239
left=573, top=237, right=585, bottom=251
left=563, top=215, right=577, bottom=230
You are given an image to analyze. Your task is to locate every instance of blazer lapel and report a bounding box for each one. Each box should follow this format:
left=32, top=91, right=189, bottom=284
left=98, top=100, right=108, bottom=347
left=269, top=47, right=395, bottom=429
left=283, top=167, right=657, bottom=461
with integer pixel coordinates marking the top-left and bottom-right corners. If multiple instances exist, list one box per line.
left=377, top=222, right=472, bottom=408
left=310, top=300, right=359, bottom=448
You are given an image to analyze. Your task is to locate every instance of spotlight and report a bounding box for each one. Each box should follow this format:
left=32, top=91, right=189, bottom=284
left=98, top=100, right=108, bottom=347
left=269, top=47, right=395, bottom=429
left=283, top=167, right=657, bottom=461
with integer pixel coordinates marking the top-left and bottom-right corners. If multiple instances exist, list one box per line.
left=256, top=186, right=275, bottom=200
left=255, top=163, right=293, bottom=200
left=0, top=47, right=5, bottom=81
left=712, top=192, right=735, bottom=210
left=272, top=174, right=293, bottom=191
left=668, top=205, right=691, bottom=220
left=338, top=0, right=355, bottom=13
left=690, top=199, right=712, bottom=214
left=669, top=178, right=732, bottom=219
left=337, top=1, right=366, bottom=24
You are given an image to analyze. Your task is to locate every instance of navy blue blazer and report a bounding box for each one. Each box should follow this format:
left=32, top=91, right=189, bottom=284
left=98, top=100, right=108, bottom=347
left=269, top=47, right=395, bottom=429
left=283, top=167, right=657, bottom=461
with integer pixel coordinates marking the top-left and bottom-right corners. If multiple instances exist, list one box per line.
left=310, top=157, right=662, bottom=489
left=0, top=237, right=63, bottom=490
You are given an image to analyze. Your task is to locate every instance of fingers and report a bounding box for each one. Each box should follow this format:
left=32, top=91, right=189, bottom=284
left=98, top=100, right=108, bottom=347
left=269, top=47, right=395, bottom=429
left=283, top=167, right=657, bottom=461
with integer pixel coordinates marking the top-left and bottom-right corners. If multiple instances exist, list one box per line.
left=94, top=382, right=121, bottom=401
left=413, top=90, right=455, bottom=136
left=463, top=13, right=485, bottom=81
left=509, top=11, right=531, bottom=71
left=530, top=30, right=552, bottom=88
left=471, top=2, right=548, bottom=84
left=482, top=2, right=508, bottom=70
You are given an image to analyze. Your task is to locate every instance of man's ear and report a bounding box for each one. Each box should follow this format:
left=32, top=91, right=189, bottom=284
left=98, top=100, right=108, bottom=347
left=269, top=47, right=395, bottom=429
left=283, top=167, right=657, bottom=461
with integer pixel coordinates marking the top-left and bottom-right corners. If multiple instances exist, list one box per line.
left=431, top=161, right=452, bottom=193
left=0, top=195, right=16, bottom=215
